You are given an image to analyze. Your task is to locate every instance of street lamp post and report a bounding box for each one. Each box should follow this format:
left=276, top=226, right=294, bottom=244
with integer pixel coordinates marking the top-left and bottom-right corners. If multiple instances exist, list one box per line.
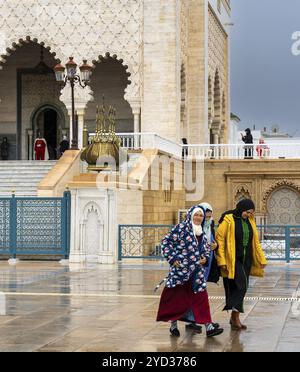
left=54, top=57, right=92, bottom=150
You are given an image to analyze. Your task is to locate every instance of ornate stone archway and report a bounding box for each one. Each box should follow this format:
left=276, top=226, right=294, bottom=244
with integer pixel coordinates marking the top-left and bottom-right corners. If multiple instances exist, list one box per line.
left=0, top=39, right=67, bottom=159
left=0, top=36, right=60, bottom=68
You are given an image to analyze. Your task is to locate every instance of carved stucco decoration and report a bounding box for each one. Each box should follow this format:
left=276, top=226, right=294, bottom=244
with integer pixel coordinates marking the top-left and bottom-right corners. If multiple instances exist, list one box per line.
left=0, top=0, right=142, bottom=107
left=262, top=180, right=300, bottom=213
left=21, top=74, right=68, bottom=125
left=80, top=202, right=104, bottom=257
left=208, top=6, right=228, bottom=100
left=267, top=188, right=300, bottom=225
left=234, top=184, right=252, bottom=204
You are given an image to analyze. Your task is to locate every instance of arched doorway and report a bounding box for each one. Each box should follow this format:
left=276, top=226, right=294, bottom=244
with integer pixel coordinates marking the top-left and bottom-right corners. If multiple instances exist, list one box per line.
left=36, top=109, right=57, bottom=160
left=0, top=40, right=68, bottom=160
left=267, top=187, right=300, bottom=225
left=32, top=105, right=65, bottom=160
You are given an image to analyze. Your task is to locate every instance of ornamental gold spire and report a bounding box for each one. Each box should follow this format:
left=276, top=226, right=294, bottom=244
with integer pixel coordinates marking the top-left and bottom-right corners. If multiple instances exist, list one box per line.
left=80, top=96, right=120, bottom=172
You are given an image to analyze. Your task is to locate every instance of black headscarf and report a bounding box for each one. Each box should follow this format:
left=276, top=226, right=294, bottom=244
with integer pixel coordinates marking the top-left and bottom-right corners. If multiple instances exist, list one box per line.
left=219, top=199, right=256, bottom=224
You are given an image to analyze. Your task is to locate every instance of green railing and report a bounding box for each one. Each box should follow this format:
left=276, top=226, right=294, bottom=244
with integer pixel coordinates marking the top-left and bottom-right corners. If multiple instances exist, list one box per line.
left=118, top=224, right=300, bottom=263
left=0, top=191, right=71, bottom=259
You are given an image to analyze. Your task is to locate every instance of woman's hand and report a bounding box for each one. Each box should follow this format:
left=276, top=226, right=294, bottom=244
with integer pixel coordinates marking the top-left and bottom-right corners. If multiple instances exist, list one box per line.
left=211, top=241, right=218, bottom=251
left=261, top=264, right=266, bottom=269
left=220, top=265, right=228, bottom=273
left=200, top=256, right=207, bottom=266
left=173, top=261, right=181, bottom=269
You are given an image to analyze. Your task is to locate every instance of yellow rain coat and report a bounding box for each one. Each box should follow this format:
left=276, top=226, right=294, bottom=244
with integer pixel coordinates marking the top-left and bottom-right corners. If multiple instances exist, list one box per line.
left=216, top=214, right=267, bottom=280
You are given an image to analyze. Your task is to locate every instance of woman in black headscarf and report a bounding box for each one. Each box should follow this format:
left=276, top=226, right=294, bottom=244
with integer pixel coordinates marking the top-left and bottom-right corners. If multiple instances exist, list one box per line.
left=241, top=128, right=254, bottom=159
left=216, top=199, right=267, bottom=330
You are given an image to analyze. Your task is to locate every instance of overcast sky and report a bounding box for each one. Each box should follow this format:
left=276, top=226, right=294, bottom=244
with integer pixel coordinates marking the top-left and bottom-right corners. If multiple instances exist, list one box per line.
left=231, top=0, right=300, bottom=135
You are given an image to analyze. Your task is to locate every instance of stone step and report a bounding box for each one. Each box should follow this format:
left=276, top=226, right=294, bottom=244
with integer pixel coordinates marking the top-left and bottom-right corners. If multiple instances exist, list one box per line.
left=0, top=166, right=54, bottom=170
left=0, top=163, right=56, bottom=167
left=0, top=168, right=51, bottom=171
left=0, top=169, right=51, bottom=173
left=0, top=177, right=47, bottom=182
left=0, top=178, right=44, bottom=182
left=0, top=167, right=54, bottom=171
left=0, top=171, right=53, bottom=176
left=1, top=170, right=50, bottom=173
left=0, top=172, right=51, bottom=176
left=0, top=161, right=56, bottom=197
left=0, top=185, right=37, bottom=188
left=0, top=184, right=39, bottom=188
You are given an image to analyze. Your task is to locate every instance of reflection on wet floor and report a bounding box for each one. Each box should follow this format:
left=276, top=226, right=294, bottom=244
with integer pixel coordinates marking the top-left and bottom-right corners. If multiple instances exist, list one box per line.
left=0, top=260, right=300, bottom=352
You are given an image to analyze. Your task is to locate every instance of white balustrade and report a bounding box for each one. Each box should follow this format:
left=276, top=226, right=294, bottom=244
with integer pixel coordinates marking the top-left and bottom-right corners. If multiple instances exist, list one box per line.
left=87, top=133, right=300, bottom=160
left=88, top=133, right=181, bottom=156
left=184, top=143, right=300, bottom=159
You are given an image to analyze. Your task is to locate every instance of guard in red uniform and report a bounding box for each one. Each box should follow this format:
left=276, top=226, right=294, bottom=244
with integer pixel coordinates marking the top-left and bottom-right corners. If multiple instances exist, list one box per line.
left=34, top=135, right=48, bottom=160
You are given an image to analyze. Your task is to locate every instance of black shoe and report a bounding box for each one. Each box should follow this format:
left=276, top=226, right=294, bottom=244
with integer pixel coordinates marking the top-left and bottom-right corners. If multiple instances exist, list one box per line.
left=185, top=323, right=202, bottom=333
left=170, top=327, right=180, bottom=337
left=213, top=323, right=220, bottom=329
left=206, top=327, right=224, bottom=338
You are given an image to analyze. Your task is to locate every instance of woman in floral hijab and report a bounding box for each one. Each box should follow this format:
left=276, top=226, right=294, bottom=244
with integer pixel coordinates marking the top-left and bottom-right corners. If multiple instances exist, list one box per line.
left=156, top=205, right=223, bottom=338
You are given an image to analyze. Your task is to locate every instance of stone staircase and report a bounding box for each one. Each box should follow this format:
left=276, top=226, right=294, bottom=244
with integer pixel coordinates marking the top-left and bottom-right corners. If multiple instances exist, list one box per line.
left=0, top=161, right=57, bottom=197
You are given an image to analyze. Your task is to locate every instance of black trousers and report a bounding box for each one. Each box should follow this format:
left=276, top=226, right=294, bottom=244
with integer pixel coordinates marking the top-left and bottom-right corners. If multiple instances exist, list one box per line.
left=223, top=261, right=251, bottom=313
left=244, top=146, right=253, bottom=159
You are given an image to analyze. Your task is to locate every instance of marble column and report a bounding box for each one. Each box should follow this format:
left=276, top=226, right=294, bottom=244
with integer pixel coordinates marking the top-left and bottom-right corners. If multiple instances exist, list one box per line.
left=213, top=133, right=219, bottom=145
left=128, top=99, right=141, bottom=149
left=59, top=83, right=93, bottom=149
left=68, top=110, right=73, bottom=146
left=76, top=109, right=85, bottom=149
left=27, top=129, right=33, bottom=160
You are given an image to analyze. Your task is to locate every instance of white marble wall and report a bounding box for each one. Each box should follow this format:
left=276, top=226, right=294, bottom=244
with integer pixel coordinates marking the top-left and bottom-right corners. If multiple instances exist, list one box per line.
left=69, top=188, right=117, bottom=264
left=0, top=0, right=231, bottom=151
left=0, top=0, right=142, bottom=107
left=142, top=0, right=181, bottom=143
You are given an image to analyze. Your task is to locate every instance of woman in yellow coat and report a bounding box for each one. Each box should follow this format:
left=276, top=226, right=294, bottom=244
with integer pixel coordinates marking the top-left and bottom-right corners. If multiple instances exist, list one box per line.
left=216, top=199, right=267, bottom=330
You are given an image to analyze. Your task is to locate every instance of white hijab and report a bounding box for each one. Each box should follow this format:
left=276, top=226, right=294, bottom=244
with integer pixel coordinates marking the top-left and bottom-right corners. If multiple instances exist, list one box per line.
left=200, top=202, right=213, bottom=242
left=191, top=208, right=204, bottom=237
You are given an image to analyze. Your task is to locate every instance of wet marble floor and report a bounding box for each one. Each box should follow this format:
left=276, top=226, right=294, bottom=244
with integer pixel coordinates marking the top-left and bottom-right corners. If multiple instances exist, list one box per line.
left=0, top=260, right=300, bottom=352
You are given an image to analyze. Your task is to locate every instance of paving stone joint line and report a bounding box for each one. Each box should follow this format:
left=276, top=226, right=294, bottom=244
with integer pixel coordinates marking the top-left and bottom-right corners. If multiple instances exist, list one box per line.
left=1, top=291, right=300, bottom=303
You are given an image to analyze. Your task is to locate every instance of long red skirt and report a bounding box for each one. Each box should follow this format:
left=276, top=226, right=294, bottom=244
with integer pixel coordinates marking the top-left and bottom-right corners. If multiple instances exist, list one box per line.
left=156, top=279, right=212, bottom=324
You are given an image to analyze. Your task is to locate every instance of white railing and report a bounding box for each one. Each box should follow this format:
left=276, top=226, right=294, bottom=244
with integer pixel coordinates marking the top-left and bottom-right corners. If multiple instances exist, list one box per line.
left=88, top=133, right=182, bottom=158
left=87, top=133, right=300, bottom=160
left=185, top=143, right=300, bottom=160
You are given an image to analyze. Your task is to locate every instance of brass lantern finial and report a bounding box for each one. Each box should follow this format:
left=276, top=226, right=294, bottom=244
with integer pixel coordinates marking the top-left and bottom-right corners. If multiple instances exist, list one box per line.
left=80, top=96, right=120, bottom=172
